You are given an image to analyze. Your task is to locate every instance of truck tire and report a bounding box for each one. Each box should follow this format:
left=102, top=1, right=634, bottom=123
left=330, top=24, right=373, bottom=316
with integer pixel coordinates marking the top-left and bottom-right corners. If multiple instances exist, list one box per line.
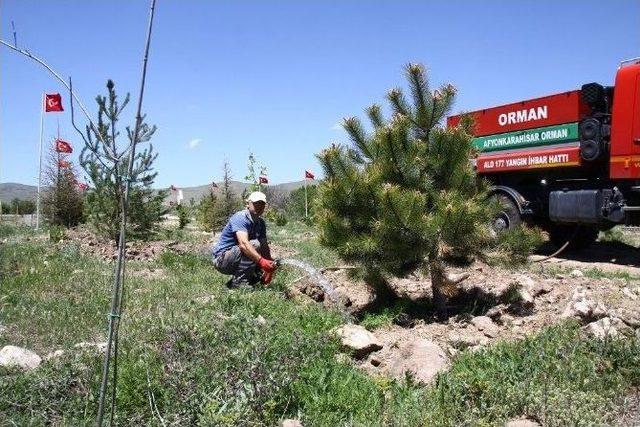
left=491, top=194, right=522, bottom=232
left=547, top=224, right=599, bottom=251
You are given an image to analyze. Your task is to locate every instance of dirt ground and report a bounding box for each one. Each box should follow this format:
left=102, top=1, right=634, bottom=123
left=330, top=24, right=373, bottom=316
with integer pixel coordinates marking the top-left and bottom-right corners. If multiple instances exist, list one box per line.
left=287, top=229, right=640, bottom=380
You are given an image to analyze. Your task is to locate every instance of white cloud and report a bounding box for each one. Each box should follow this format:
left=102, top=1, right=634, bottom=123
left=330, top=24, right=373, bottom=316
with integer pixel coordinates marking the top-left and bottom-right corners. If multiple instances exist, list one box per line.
left=187, top=138, right=202, bottom=149
left=331, top=122, right=342, bottom=131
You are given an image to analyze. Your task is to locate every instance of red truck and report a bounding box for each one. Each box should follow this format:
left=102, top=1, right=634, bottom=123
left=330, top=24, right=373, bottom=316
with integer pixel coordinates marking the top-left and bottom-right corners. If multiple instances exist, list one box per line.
left=447, top=58, right=640, bottom=249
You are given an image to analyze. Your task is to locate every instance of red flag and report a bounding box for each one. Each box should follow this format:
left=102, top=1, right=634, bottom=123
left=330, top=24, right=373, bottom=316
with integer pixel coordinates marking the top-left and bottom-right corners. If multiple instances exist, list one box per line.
left=78, top=183, right=89, bottom=191
left=58, top=160, right=71, bottom=168
left=305, top=170, right=315, bottom=179
left=45, top=93, right=64, bottom=112
left=259, top=176, right=269, bottom=184
left=55, top=139, right=73, bottom=153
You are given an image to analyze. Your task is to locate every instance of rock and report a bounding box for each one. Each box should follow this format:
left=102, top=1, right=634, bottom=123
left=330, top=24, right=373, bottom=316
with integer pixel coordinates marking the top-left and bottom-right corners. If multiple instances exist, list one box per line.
left=517, top=288, right=535, bottom=307
left=612, top=308, right=640, bottom=328
left=73, top=342, right=108, bottom=353
left=470, top=316, right=500, bottom=338
left=255, top=315, right=267, bottom=326
left=585, top=317, right=618, bottom=339
left=281, top=419, right=303, bottom=427
left=0, top=345, right=42, bottom=370
left=569, top=269, right=584, bottom=278
left=387, top=339, right=449, bottom=385
left=504, top=419, right=541, bottom=427
left=447, top=329, right=487, bottom=349
left=561, top=287, right=607, bottom=323
left=514, top=274, right=536, bottom=289
left=622, top=287, right=638, bottom=301
left=335, top=324, right=383, bottom=358
left=332, top=281, right=377, bottom=315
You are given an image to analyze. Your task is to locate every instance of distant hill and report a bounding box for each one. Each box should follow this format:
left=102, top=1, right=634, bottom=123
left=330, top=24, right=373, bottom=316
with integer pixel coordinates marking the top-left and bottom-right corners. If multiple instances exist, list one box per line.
left=170, top=180, right=310, bottom=205
left=0, top=183, right=38, bottom=203
left=0, top=180, right=314, bottom=205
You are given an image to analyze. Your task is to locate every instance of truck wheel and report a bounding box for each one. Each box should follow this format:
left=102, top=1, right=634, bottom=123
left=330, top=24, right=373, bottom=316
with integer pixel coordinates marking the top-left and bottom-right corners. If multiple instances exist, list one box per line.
left=548, top=224, right=598, bottom=251
left=491, top=195, right=522, bottom=232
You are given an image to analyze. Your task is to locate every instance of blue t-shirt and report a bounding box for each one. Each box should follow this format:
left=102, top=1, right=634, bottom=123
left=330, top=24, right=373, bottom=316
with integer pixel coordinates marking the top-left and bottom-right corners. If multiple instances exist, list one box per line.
left=212, top=209, right=267, bottom=257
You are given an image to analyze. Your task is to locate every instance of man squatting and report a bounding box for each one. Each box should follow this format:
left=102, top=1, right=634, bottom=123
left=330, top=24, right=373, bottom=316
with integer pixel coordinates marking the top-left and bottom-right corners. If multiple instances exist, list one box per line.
left=212, top=191, right=278, bottom=289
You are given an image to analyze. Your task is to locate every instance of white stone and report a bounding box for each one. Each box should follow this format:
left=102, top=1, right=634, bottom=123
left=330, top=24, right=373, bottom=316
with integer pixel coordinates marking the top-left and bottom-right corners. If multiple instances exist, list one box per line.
left=387, top=339, right=449, bottom=385
left=282, top=419, right=303, bottom=427
left=335, top=324, right=382, bottom=358
left=470, top=316, right=500, bottom=338
left=256, top=315, right=266, bottom=326
left=0, top=345, right=42, bottom=370
left=586, top=317, right=618, bottom=339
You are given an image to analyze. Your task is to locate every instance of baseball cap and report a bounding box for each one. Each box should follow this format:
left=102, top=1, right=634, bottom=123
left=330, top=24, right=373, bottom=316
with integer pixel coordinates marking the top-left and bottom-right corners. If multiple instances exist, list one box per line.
left=247, top=191, right=267, bottom=203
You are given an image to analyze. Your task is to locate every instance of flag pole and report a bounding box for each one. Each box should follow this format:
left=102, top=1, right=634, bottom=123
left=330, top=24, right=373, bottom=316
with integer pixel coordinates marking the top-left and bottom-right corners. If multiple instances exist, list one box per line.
left=304, top=176, right=308, bottom=218
left=36, top=92, right=45, bottom=230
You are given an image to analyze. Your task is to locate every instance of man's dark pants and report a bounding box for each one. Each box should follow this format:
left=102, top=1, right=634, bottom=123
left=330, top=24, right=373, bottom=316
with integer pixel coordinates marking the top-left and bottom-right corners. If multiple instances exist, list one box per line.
left=213, top=239, right=267, bottom=286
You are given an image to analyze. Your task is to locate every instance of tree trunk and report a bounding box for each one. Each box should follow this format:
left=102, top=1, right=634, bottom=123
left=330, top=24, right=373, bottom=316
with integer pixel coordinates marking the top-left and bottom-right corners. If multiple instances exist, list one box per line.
left=428, top=257, right=448, bottom=321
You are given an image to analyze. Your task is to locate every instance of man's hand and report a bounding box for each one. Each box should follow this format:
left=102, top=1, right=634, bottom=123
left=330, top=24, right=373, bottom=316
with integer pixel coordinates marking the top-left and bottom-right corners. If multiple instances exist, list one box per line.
left=258, top=257, right=276, bottom=272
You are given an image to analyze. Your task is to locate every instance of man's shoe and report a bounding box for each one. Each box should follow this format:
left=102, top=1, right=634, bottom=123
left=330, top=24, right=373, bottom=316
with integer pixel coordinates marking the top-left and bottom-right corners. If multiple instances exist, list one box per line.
left=226, top=278, right=254, bottom=291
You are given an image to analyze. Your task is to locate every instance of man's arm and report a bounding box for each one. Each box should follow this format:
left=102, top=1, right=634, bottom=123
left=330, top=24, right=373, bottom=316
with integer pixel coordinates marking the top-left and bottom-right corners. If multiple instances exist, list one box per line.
left=236, top=231, right=263, bottom=263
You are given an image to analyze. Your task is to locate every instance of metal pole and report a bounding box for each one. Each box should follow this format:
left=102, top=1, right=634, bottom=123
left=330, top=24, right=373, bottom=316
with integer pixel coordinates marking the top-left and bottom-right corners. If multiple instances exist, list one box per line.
left=96, top=0, right=157, bottom=424
left=36, top=92, right=44, bottom=230
left=304, top=177, right=308, bottom=218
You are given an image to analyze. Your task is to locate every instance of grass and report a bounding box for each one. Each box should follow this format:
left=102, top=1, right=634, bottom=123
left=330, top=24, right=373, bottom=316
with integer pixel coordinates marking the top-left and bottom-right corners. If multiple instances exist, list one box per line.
left=530, top=262, right=640, bottom=282
left=1, top=222, right=639, bottom=425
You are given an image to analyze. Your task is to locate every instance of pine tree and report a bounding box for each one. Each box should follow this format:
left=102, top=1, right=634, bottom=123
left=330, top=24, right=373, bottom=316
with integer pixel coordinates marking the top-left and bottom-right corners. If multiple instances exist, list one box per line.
left=42, top=145, right=85, bottom=227
left=220, top=159, right=240, bottom=220
left=79, top=80, right=167, bottom=241
left=197, top=159, right=240, bottom=232
left=317, top=64, right=494, bottom=319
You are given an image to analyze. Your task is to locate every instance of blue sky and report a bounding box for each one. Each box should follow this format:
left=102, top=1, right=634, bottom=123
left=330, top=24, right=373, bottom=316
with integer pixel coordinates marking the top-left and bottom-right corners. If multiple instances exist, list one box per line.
left=1, top=1, right=639, bottom=188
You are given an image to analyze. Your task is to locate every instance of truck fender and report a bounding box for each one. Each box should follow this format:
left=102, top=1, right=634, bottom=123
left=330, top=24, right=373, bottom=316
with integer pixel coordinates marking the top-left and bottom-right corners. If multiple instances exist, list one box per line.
left=487, top=186, right=529, bottom=215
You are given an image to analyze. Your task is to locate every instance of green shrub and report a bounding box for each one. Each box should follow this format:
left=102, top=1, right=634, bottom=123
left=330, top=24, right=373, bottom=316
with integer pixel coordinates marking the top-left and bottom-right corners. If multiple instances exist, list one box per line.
left=491, top=225, right=545, bottom=265
left=177, top=204, right=190, bottom=229
left=48, top=224, right=66, bottom=242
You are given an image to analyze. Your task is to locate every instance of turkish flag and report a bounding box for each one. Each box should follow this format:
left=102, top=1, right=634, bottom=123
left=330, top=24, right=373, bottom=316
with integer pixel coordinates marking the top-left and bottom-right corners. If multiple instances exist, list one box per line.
left=45, top=93, right=64, bottom=112
left=55, top=139, right=73, bottom=153
left=58, top=160, right=71, bottom=168
left=259, top=176, right=269, bottom=184
left=305, top=170, right=315, bottom=179
left=78, top=183, right=89, bottom=190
